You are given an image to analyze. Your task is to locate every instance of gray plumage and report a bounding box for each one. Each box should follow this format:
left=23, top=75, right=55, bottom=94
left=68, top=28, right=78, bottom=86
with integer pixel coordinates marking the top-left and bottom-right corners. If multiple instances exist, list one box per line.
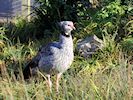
left=23, top=21, right=75, bottom=92
left=38, top=34, right=74, bottom=73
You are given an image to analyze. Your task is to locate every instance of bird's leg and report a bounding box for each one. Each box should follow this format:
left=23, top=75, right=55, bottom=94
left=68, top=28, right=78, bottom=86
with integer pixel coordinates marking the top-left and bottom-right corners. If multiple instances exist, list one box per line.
left=46, top=74, right=52, bottom=92
left=56, top=73, right=62, bottom=93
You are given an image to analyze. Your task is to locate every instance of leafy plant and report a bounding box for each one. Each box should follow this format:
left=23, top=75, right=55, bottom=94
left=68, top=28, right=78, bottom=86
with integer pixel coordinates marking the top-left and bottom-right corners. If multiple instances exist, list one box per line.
left=77, top=0, right=132, bottom=41
left=125, top=20, right=133, bottom=35
left=7, top=18, right=36, bottom=42
left=121, top=37, right=133, bottom=53
left=0, top=0, right=132, bottom=99
left=0, top=27, right=9, bottom=47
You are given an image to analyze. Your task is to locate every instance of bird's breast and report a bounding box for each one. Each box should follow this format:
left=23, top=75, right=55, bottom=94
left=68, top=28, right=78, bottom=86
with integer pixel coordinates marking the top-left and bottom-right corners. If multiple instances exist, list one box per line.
left=38, top=42, right=74, bottom=74
left=52, top=47, right=74, bottom=73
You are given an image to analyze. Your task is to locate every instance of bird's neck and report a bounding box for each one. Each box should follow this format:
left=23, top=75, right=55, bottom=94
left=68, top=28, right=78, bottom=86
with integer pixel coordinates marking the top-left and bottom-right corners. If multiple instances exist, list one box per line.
left=61, top=31, right=70, bottom=37
left=59, top=33, right=73, bottom=48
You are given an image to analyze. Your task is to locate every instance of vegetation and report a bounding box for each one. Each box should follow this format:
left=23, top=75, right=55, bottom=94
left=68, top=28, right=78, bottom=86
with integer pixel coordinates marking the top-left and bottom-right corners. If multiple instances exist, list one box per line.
left=0, top=0, right=133, bottom=99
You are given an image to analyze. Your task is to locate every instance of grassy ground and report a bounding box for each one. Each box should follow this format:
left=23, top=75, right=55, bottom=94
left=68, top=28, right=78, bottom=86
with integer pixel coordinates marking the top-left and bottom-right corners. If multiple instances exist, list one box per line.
left=0, top=33, right=133, bottom=100
left=1, top=0, right=133, bottom=99
left=0, top=58, right=132, bottom=100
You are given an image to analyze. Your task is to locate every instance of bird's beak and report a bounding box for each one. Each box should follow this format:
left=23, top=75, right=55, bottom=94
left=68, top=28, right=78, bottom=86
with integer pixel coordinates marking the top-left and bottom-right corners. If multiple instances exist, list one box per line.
left=73, top=26, right=76, bottom=30
left=72, top=26, right=76, bottom=30
left=72, top=23, right=76, bottom=30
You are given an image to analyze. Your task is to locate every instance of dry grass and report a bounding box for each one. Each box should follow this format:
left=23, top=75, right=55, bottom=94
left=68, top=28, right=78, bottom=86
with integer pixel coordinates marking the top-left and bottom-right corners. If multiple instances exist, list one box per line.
left=0, top=51, right=132, bottom=100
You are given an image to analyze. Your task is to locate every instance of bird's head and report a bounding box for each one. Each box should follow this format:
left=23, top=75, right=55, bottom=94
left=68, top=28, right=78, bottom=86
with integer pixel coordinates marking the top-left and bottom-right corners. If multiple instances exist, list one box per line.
left=59, top=21, right=75, bottom=37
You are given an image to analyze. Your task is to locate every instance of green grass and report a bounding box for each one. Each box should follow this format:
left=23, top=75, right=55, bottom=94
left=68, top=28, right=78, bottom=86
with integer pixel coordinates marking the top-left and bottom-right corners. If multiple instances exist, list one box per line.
left=0, top=0, right=133, bottom=99
left=0, top=57, right=132, bottom=100
left=0, top=19, right=133, bottom=99
left=0, top=35, right=133, bottom=100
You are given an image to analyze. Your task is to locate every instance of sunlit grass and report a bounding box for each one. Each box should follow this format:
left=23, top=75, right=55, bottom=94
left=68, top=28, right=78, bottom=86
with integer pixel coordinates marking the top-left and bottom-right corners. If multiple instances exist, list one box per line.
left=0, top=25, right=133, bottom=99
left=0, top=56, right=132, bottom=100
left=0, top=39, right=132, bottom=99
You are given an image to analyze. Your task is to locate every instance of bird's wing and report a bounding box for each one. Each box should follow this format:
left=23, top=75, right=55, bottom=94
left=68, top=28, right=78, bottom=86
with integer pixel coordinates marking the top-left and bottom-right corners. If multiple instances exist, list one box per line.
left=23, top=51, right=41, bottom=79
left=23, top=42, right=61, bottom=79
left=38, top=42, right=62, bottom=73
left=25, top=42, right=60, bottom=68
left=39, top=42, right=61, bottom=57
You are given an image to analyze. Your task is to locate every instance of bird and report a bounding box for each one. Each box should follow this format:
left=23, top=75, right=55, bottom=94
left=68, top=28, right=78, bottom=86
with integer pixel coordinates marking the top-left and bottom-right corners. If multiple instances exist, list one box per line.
left=23, top=21, right=75, bottom=92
